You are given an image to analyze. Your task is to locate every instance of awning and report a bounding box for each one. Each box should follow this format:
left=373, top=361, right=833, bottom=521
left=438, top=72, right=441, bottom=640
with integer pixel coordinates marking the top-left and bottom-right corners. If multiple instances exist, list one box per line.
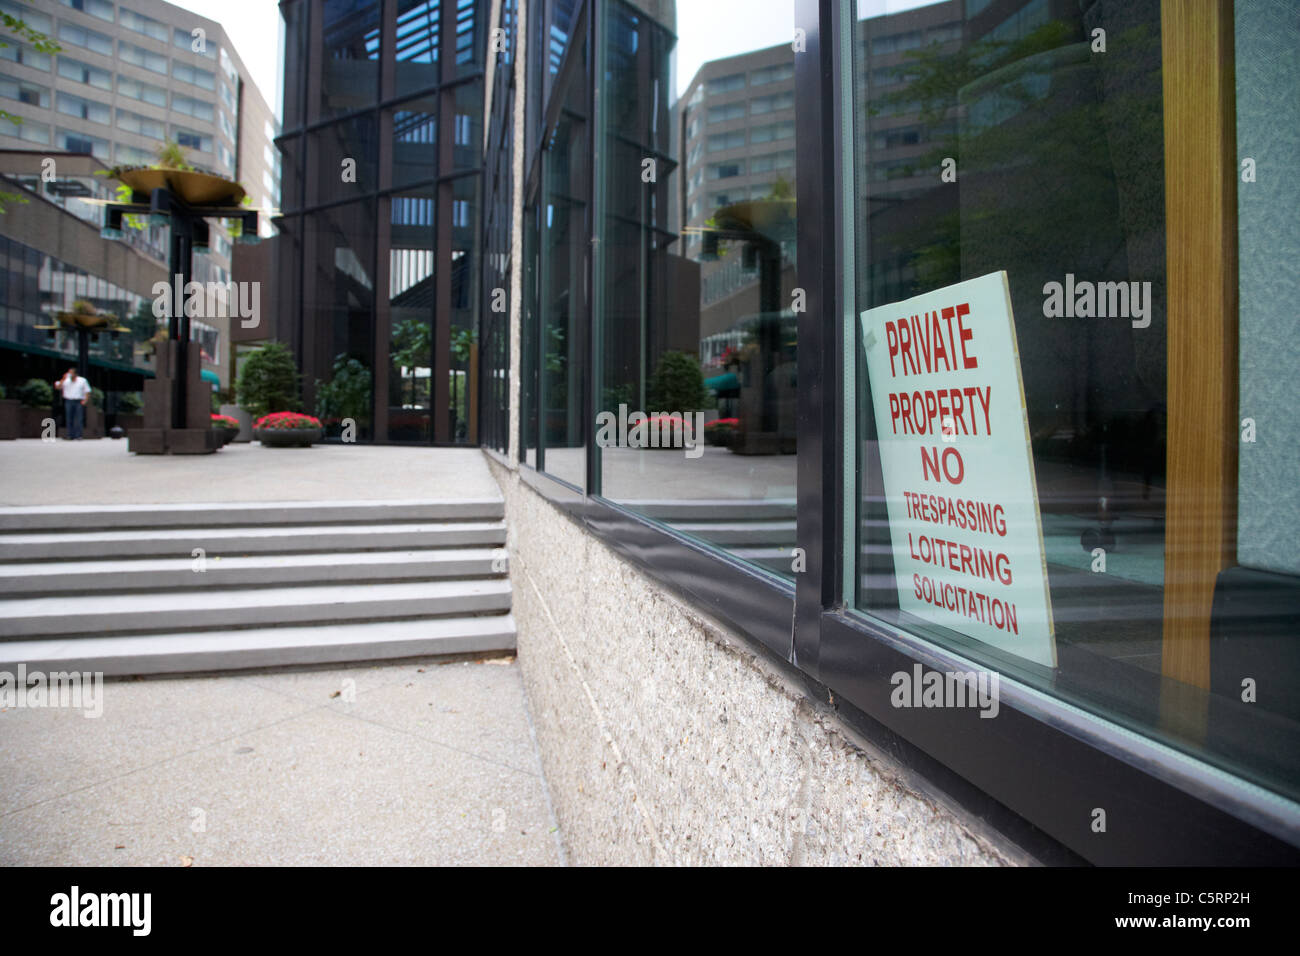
left=201, top=369, right=220, bottom=385
left=704, top=372, right=739, bottom=396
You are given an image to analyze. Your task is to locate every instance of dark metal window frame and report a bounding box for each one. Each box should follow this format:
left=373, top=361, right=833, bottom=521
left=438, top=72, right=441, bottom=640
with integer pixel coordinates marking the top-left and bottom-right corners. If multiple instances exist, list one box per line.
left=498, top=0, right=1300, bottom=864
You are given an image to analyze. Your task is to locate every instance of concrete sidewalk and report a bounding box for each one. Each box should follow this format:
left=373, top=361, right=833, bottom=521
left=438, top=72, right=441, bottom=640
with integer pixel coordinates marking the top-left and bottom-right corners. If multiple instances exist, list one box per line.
left=0, top=655, right=564, bottom=866
left=0, top=440, right=500, bottom=504
left=0, top=440, right=564, bottom=865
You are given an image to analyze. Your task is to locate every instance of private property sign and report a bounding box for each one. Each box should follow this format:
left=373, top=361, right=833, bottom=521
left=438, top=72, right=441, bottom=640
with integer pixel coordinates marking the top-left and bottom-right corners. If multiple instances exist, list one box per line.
left=861, top=271, right=1056, bottom=668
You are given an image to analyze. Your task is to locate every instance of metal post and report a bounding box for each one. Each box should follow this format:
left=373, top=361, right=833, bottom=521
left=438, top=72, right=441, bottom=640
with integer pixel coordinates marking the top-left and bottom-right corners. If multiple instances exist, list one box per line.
left=76, top=328, right=90, bottom=379
left=167, top=203, right=193, bottom=431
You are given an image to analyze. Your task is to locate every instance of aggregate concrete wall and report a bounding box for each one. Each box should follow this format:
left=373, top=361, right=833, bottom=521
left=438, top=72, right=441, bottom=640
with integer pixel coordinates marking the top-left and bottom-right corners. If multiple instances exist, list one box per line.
left=486, top=453, right=1026, bottom=866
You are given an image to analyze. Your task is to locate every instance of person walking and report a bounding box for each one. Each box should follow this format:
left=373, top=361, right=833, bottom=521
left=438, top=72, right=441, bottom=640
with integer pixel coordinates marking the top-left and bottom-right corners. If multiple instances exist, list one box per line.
left=54, top=367, right=90, bottom=440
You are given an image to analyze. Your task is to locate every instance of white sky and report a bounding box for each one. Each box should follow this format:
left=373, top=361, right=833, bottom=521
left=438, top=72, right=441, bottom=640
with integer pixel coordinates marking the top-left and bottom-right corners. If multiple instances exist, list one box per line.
left=167, top=0, right=283, bottom=118
left=675, top=0, right=942, bottom=98
left=163, top=0, right=947, bottom=117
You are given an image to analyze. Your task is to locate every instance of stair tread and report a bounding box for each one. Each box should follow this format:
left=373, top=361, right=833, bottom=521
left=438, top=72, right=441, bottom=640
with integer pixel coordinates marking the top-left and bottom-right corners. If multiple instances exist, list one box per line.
left=0, top=615, right=517, bottom=674
left=0, top=548, right=503, bottom=578
left=0, top=497, right=502, bottom=515
left=0, top=520, right=505, bottom=545
left=0, top=578, right=511, bottom=617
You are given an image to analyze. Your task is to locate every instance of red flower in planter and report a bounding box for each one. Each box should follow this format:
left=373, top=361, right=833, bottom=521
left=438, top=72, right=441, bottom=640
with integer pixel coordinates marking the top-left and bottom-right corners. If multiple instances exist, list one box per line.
left=254, top=411, right=322, bottom=430
left=211, top=414, right=240, bottom=430
left=704, top=417, right=738, bottom=429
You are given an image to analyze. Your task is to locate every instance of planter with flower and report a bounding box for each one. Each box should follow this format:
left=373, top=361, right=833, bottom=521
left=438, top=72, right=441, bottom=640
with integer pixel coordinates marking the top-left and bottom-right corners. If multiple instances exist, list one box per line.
left=703, top=417, right=739, bottom=449
left=254, top=411, right=323, bottom=447
left=211, top=413, right=240, bottom=446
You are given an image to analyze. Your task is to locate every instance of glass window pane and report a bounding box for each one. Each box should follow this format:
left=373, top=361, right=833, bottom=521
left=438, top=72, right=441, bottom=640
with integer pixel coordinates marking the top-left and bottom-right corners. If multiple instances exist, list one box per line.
left=121, top=8, right=169, bottom=42
left=56, top=56, right=111, bottom=91
left=534, top=24, right=587, bottom=487
left=309, top=113, right=378, bottom=202
left=448, top=174, right=479, bottom=444
left=118, top=76, right=168, bottom=107
left=305, top=200, right=377, bottom=439
left=321, top=0, right=382, bottom=118
left=281, top=0, right=308, bottom=130
left=848, top=0, right=1300, bottom=802
left=120, top=42, right=169, bottom=75
left=387, top=187, right=436, bottom=442
left=57, top=23, right=112, bottom=57
left=595, top=0, right=799, bottom=577
left=0, top=0, right=50, bottom=33
left=395, top=0, right=440, bottom=95
left=390, top=96, right=437, bottom=188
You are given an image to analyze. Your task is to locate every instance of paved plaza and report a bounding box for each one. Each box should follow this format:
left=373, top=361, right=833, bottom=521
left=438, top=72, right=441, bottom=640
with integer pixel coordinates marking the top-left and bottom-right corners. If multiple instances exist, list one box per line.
left=0, top=439, right=562, bottom=866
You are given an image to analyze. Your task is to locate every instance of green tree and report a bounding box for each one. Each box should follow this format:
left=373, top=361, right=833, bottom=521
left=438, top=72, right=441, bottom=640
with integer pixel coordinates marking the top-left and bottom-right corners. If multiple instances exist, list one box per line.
left=236, top=341, right=301, bottom=417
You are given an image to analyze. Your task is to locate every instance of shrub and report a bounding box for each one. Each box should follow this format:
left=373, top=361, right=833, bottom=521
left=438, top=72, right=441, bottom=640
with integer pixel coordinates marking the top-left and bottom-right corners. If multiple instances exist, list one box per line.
left=647, top=351, right=710, bottom=413
left=236, top=341, right=301, bottom=418
left=90, top=387, right=104, bottom=409
left=118, top=391, right=143, bottom=414
left=16, top=378, right=53, bottom=408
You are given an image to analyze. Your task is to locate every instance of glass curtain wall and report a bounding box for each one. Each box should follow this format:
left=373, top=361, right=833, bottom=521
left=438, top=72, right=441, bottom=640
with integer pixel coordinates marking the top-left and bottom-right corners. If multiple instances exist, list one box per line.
left=594, top=0, right=800, bottom=578
left=275, top=0, right=486, bottom=443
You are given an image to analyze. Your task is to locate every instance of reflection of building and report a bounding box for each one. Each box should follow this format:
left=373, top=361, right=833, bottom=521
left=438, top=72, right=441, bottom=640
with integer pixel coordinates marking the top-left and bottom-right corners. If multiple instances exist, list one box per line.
left=0, top=0, right=282, bottom=390
left=0, top=149, right=162, bottom=402
left=677, top=45, right=796, bottom=348
left=275, top=0, right=486, bottom=444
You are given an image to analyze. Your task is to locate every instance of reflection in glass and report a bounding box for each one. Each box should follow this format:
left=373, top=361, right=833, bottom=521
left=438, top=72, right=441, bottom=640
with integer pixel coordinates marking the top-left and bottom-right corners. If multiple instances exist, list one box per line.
left=522, top=198, right=540, bottom=468
left=321, top=0, right=382, bottom=118
left=310, top=114, right=378, bottom=202
left=306, top=201, right=376, bottom=441
left=391, top=97, right=438, bottom=188
left=396, top=0, right=441, bottom=95
left=848, top=0, right=1299, bottom=803
left=388, top=188, right=437, bottom=442
left=537, top=26, right=588, bottom=489
left=448, top=174, right=480, bottom=443
left=595, top=0, right=799, bottom=578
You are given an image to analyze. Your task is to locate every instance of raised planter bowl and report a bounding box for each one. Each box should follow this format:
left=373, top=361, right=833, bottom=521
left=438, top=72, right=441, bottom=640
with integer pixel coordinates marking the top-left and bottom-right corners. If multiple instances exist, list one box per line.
left=255, top=427, right=322, bottom=448
left=115, top=167, right=246, bottom=206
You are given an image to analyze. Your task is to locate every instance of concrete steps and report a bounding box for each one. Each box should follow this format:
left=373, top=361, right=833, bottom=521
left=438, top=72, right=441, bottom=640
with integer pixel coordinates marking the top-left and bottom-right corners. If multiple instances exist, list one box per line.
left=0, top=500, right=513, bottom=675
left=0, top=498, right=504, bottom=530
left=0, top=616, right=518, bottom=677
left=0, top=521, right=506, bottom=561
left=0, top=548, right=504, bottom=594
